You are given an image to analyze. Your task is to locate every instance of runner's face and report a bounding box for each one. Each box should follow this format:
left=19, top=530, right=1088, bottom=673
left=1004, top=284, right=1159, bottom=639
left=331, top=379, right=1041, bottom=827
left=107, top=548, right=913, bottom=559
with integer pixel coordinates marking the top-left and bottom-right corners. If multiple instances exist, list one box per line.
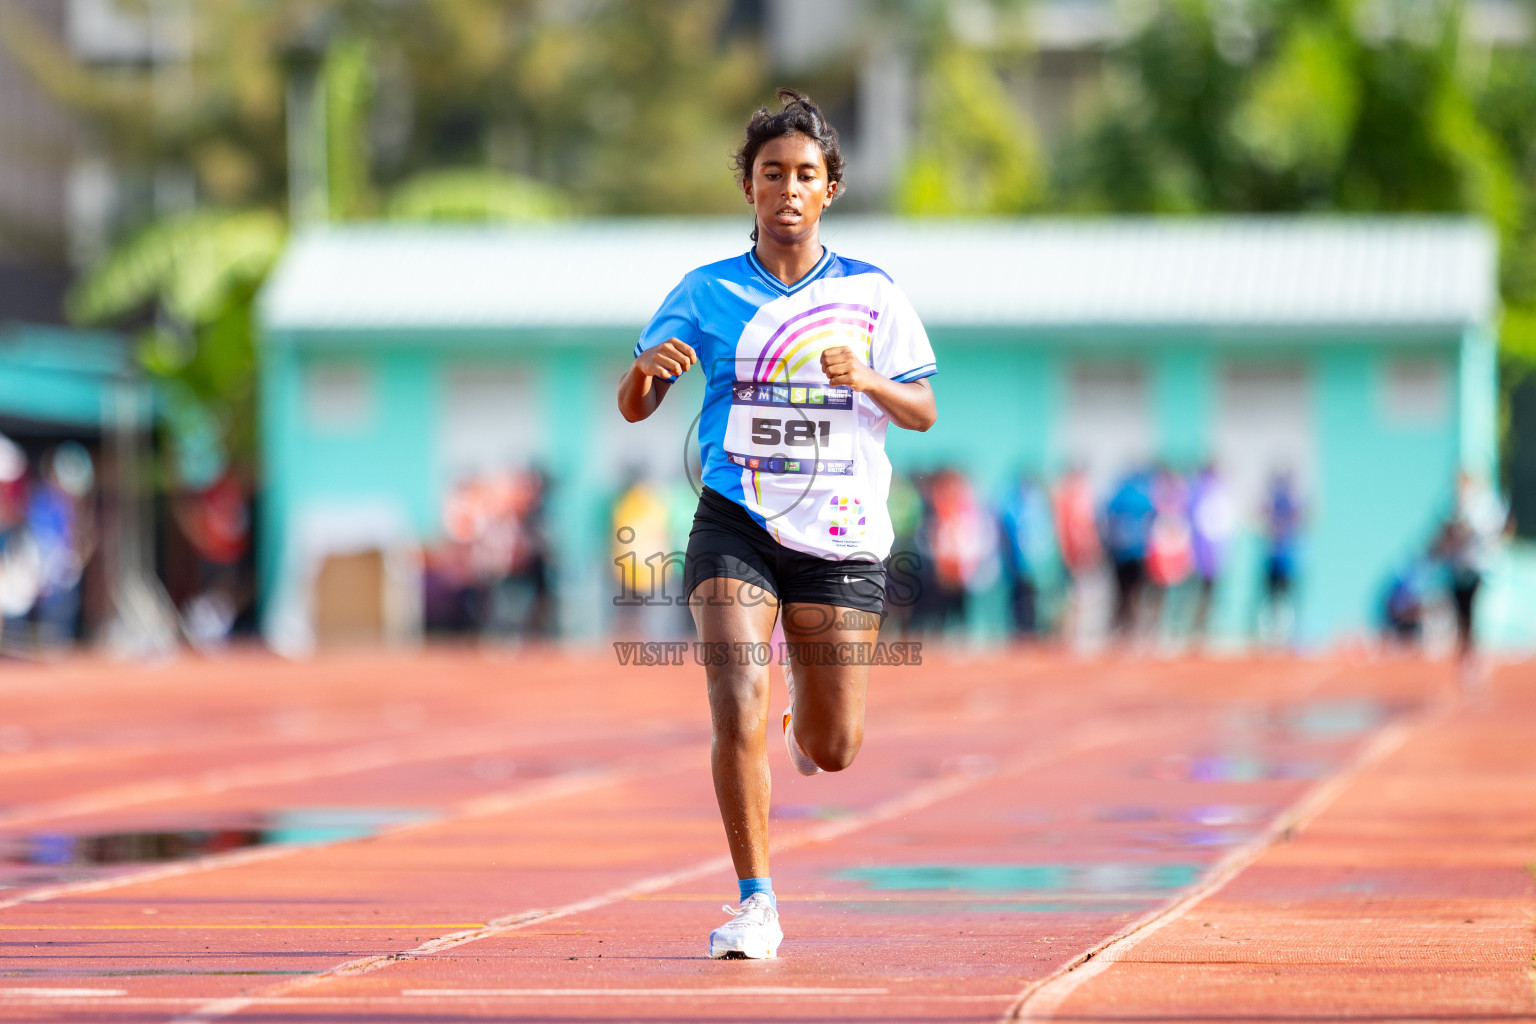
left=744, top=134, right=836, bottom=243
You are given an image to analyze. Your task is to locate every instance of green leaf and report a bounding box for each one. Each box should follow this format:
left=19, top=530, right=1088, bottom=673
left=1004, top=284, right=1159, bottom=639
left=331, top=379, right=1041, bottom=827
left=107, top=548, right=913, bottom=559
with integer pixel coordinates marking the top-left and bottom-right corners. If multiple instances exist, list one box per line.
left=1233, top=19, right=1360, bottom=176
left=898, top=47, right=1046, bottom=215
left=1502, top=304, right=1536, bottom=370
left=67, top=209, right=286, bottom=327
left=386, top=168, right=570, bottom=222
left=326, top=36, right=375, bottom=221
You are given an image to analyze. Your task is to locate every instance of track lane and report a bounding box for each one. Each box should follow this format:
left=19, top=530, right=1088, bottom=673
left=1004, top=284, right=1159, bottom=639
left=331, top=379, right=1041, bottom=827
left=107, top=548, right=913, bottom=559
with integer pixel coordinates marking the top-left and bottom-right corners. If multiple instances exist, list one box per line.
left=0, top=653, right=1448, bottom=1024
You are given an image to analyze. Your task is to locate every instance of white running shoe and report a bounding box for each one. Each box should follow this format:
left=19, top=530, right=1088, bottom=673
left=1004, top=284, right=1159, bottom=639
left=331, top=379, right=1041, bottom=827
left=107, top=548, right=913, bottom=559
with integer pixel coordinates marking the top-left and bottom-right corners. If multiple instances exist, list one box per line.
left=782, top=661, right=822, bottom=776
left=708, top=893, right=783, bottom=959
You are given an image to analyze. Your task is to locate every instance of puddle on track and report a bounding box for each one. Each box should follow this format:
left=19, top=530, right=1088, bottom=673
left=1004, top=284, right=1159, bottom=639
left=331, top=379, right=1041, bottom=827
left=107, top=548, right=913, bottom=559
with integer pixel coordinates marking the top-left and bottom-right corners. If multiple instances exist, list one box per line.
left=836, top=862, right=1204, bottom=893
left=1283, top=698, right=1389, bottom=738
left=841, top=898, right=1159, bottom=915
left=0, top=808, right=436, bottom=883
left=829, top=862, right=1205, bottom=915
left=772, top=804, right=854, bottom=821
left=0, top=970, right=322, bottom=979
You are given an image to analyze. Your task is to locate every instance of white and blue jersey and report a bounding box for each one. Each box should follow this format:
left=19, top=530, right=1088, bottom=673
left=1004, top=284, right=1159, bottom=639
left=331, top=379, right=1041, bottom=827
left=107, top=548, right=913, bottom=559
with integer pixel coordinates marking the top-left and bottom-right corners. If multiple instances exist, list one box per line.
left=635, top=248, right=936, bottom=561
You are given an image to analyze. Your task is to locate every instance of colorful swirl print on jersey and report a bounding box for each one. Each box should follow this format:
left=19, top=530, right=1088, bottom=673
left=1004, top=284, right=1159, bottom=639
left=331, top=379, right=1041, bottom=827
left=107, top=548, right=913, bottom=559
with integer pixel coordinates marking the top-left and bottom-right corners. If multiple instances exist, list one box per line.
left=744, top=303, right=875, bottom=533
left=753, top=303, right=877, bottom=384
left=827, top=494, right=865, bottom=539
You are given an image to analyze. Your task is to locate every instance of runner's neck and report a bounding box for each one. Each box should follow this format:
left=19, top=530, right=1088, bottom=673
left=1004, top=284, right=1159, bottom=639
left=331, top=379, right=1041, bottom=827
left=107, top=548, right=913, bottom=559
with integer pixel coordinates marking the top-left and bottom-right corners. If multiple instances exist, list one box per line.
left=753, top=239, right=826, bottom=289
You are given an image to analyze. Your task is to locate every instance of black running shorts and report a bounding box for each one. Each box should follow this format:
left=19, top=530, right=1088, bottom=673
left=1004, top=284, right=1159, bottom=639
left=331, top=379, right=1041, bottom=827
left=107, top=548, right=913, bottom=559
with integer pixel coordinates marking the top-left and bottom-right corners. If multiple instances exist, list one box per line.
left=683, top=487, right=887, bottom=615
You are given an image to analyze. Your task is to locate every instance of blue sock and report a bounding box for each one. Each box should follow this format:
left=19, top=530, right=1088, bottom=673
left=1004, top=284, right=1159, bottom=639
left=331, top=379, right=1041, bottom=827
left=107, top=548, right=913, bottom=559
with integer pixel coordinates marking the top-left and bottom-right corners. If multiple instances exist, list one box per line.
left=738, top=876, right=775, bottom=909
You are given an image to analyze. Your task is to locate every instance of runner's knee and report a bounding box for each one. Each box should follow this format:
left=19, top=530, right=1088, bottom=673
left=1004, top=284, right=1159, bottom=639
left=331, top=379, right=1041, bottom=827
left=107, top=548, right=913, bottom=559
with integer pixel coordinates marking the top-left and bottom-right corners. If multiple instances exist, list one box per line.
left=707, top=667, right=770, bottom=742
left=800, top=723, right=863, bottom=772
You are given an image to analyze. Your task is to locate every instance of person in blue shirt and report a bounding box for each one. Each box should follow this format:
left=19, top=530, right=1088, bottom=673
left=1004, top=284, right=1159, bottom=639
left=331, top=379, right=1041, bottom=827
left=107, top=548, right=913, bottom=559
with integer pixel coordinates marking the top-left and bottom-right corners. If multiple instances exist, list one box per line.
left=1103, top=468, right=1156, bottom=641
left=616, top=90, right=938, bottom=959
left=999, top=474, right=1054, bottom=637
left=1381, top=557, right=1428, bottom=649
left=1259, top=469, right=1304, bottom=646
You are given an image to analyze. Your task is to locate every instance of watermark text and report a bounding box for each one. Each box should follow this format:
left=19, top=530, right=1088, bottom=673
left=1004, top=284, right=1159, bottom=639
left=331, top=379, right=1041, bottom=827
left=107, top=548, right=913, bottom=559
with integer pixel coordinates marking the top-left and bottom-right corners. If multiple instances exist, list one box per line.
left=612, top=640, right=923, bottom=667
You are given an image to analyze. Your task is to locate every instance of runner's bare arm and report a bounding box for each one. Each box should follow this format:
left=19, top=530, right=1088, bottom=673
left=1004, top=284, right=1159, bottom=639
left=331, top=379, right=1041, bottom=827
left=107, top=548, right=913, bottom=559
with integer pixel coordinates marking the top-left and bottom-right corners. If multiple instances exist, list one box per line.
left=820, top=346, right=937, bottom=432
left=617, top=339, right=696, bottom=422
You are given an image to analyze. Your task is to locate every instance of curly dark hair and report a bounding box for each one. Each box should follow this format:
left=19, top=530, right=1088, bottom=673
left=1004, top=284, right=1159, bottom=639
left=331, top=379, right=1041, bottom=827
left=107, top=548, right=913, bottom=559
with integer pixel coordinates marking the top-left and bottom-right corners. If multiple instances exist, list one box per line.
left=733, top=88, right=845, bottom=241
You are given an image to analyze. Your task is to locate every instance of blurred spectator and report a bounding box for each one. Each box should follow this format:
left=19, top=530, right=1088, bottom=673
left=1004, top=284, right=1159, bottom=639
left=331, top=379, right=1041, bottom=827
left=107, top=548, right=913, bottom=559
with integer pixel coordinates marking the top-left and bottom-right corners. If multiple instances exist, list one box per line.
left=998, top=474, right=1055, bottom=637
left=1381, top=557, right=1429, bottom=651
left=1187, top=463, right=1236, bottom=642
left=610, top=472, right=675, bottom=637
left=427, top=468, right=552, bottom=639
left=926, top=467, right=998, bottom=633
left=1432, top=471, right=1509, bottom=668
left=1052, top=466, right=1101, bottom=644
left=0, top=435, right=38, bottom=647
left=423, top=536, right=479, bottom=634
left=496, top=468, right=553, bottom=638
left=0, top=435, right=25, bottom=529
left=172, top=470, right=248, bottom=650
left=664, top=478, right=700, bottom=634
left=612, top=474, right=672, bottom=602
left=905, top=472, right=944, bottom=633
left=1258, top=469, right=1304, bottom=647
left=884, top=472, right=924, bottom=635
left=1145, top=465, right=1193, bottom=637
left=27, top=443, right=96, bottom=649
left=1103, top=469, right=1156, bottom=641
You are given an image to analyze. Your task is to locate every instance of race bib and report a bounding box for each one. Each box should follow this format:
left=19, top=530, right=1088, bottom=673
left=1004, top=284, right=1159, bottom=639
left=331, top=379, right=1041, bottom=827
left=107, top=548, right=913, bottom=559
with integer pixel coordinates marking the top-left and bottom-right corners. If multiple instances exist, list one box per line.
left=723, top=381, right=857, bottom=476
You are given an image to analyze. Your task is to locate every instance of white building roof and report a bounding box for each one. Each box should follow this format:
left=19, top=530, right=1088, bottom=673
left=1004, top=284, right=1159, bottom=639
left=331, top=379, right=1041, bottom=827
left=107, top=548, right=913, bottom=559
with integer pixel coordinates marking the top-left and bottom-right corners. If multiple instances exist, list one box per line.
left=260, top=217, right=1497, bottom=334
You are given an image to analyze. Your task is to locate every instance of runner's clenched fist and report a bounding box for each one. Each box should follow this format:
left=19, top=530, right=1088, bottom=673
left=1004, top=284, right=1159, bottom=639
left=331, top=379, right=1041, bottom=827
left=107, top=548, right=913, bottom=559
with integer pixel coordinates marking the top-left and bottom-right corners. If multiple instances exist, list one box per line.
left=820, top=346, right=877, bottom=391
left=636, top=338, right=697, bottom=379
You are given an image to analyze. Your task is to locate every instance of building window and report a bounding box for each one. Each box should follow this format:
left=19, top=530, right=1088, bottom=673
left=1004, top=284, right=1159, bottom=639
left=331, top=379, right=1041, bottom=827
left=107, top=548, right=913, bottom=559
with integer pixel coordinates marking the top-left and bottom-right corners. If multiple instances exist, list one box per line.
left=1381, top=357, right=1449, bottom=427
left=438, top=366, right=545, bottom=481
left=1061, top=362, right=1151, bottom=492
left=305, top=362, right=375, bottom=435
left=1214, top=362, right=1312, bottom=525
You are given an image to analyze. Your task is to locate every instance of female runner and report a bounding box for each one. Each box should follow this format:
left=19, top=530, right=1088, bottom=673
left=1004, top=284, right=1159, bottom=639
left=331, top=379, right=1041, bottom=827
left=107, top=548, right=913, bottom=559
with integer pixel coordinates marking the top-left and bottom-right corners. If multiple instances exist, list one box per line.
left=616, top=89, right=938, bottom=959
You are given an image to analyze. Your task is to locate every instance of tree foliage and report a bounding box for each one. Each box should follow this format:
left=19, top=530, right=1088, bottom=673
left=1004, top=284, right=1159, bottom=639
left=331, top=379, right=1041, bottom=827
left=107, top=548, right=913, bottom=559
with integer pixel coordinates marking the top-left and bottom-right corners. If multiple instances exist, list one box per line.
left=1054, top=0, right=1536, bottom=414
left=10, top=0, right=1536, bottom=476
left=5, top=0, right=764, bottom=480
left=898, top=47, right=1045, bottom=215
left=385, top=168, right=568, bottom=222
left=66, top=210, right=285, bottom=329
left=63, top=209, right=286, bottom=480
left=887, top=0, right=1046, bottom=215
left=1058, top=0, right=1518, bottom=224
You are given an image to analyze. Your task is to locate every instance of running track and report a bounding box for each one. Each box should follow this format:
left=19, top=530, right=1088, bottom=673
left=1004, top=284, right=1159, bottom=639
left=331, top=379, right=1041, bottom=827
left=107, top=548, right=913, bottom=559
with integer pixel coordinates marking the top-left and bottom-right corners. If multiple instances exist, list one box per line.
left=0, top=650, right=1530, bottom=1022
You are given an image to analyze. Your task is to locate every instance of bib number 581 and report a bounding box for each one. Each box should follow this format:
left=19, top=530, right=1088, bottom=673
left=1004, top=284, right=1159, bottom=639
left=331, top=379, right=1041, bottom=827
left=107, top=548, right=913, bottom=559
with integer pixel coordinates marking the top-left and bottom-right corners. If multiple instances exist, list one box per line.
left=751, top=418, right=832, bottom=447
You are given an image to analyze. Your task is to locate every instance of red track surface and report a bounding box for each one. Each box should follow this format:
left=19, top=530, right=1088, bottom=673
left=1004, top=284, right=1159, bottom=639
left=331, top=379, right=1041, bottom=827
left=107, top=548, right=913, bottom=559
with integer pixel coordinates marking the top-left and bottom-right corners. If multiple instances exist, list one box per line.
left=0, top=650, right=1529, bottom=1023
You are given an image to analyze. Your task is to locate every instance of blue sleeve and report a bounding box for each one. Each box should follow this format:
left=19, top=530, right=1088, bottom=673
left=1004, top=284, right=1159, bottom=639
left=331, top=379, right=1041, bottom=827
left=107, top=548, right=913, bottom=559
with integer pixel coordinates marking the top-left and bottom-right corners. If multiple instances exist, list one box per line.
left=634, top=275, right=702, bottom=383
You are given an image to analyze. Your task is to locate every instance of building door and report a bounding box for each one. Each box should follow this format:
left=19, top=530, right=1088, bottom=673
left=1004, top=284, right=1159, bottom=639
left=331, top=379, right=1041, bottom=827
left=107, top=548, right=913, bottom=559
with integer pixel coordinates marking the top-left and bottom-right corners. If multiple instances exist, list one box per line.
left=1213, top=362, right=1313, bottom=527
left=1061, top=362, right=1153, bottom=495
left=438, top=366, right=546, bottom=484
left=314, top=549, right=385, bottom=647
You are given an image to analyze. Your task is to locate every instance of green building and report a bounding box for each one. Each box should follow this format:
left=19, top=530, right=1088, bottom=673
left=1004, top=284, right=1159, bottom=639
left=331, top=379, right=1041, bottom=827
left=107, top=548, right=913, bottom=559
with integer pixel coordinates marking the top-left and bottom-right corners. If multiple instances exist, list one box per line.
left=257, top=217, right=1524, bottom=652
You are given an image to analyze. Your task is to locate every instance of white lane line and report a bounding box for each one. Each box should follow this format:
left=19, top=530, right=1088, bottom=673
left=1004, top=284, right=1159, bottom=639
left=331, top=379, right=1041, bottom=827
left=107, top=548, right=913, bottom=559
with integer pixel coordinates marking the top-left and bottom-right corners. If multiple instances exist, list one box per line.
left=0, top=723, right=615, bottom=830
left=0, top=992, right=1026, bottom=1007
left=317, top=726, right=1132, bottom=982
left=402, top=987, right=888, bottom=997
left=1001, top=690, right=1454, bottom=1022
left=169, top=996, right=252, bottom=1021
left=0, top=988, right=127, bottom=997
left=0, top=843, right=327, bottom=914
left=168, top=719, right=1141, bottom=1024
left=0, top=770, right=619, bottom=913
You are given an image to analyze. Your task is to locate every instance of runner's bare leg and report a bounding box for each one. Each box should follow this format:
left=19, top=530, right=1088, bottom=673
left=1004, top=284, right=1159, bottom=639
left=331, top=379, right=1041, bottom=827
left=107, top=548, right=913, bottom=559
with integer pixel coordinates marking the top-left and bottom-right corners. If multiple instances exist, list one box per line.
left=691, top=577, right=780, bottom=879
left=781, top=603, right=881, bottom=771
